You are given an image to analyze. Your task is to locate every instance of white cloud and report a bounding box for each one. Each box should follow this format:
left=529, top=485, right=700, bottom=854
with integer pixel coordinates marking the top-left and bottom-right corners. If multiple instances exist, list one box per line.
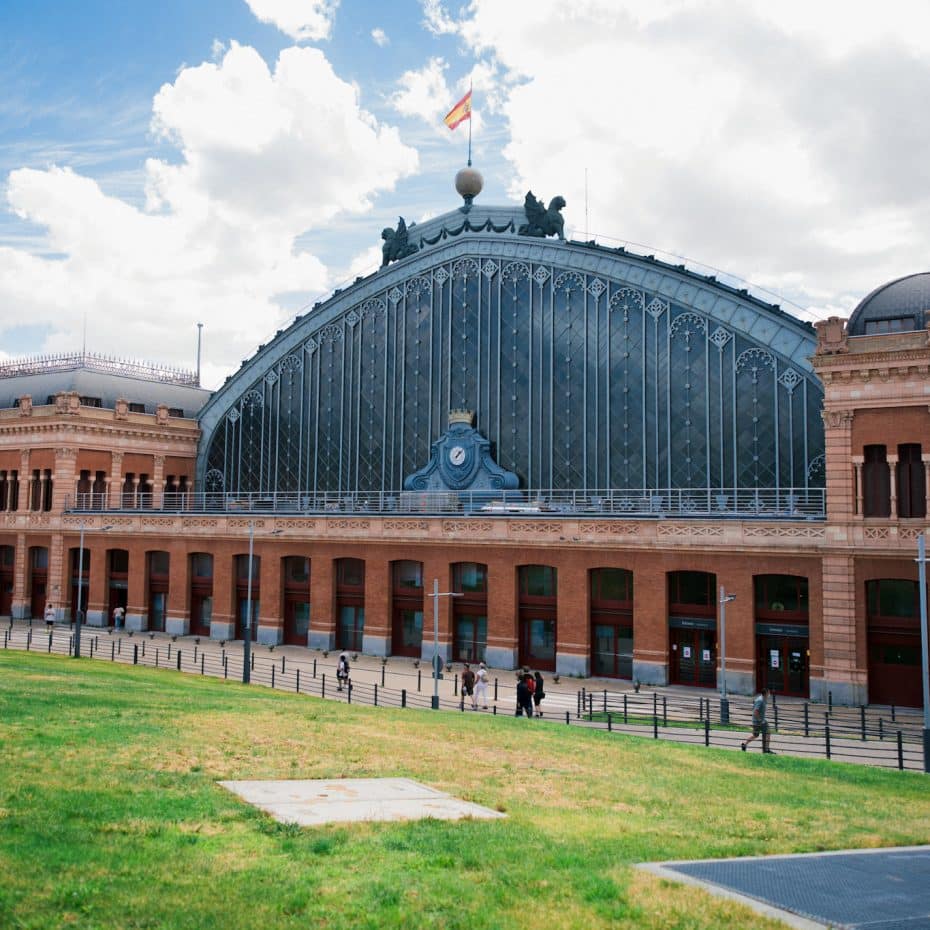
left=243, top=0, right=339, bottom=42
left=371, top=28, right=389, bottom=47
left=422, top=0, right=459, bottom=35
left=449, top=0, right=930, bottom=313
left=388, top=56, right=451, bottom=124
left=210, top=38, right=226, bottom=60
left=0, top=43, right=418, bottom=386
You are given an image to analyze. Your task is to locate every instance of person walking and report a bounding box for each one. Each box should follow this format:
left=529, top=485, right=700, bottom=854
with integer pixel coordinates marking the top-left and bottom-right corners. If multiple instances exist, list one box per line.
left=741, top=687, right=774, bottom=753
left=44, top=602, right=55, bottom=631
left=474, top=661, right=490, bottom=709
left=336, top=652, right=350, bottom=692
left=461, top=662, right=476, bottom=709
left=112, top=605, right=125, bottom=630
left=516, top=672, right=534, bottom=717
left=532, top=670, right=545, bottom=717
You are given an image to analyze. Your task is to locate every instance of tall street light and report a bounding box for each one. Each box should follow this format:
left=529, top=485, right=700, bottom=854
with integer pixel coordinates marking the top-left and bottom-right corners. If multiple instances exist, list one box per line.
left=73, top=522, right=112, bottom=659
left=242, top=522, right=282, bottom=684
left=430, top=578, right=461, bottom=709
left=719, top=585, right=736, bottom=725
left=915, top=535, right=930, bottom=773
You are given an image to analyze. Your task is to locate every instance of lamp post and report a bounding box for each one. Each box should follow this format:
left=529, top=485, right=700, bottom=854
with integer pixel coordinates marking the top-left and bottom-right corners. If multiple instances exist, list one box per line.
left=719, top=585, right=736, bottom=725
left=73, top=522, right=113, bottom=659
left=74, top=520, right=86, bottom=658
left=430, top=578, right=462, bottom=709
left=242, top=523, right=282, bottom=684
left=915, top=535, right=930, bottom=772
left=243, top=520, right=255, bottom=684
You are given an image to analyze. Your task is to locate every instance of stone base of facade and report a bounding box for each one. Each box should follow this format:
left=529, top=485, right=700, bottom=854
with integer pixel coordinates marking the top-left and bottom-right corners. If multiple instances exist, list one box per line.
left=720, top=668, right=754, bottom=696
left=86, top=609, right=107, bottom=627
left=165, top=615, right=189, bottom=637
left=485, top=645, right=517, bottom=670
left=363, top=633, right=389, bottom=657
left=308, top=629, right=335, bottom=651
left=420, top=640, right=452, bottom=663
left=810, top=677, right=867, bottom=708
left=211, top=621, right=236, bottom=640
left=633, top=659, right=668, bottom=687
left=556, top=652, right=589, bottom=678
left=11, top=602, right=29, bottom=620
left=256, top=625, right=282, bottom=646
left=124, top=612, right=145, bottom=632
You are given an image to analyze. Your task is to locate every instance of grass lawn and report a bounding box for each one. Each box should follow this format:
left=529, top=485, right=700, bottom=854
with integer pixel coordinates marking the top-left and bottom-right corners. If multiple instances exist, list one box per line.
left=1, top=653, right=928, bottom=930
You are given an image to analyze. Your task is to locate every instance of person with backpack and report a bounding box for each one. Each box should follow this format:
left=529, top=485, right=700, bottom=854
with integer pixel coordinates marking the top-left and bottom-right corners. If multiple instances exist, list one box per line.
left=336, top=652, right=350, bottom=692
left=516, top=672, right=534, bottom=717
left=533, top=670, right=545, bottom=717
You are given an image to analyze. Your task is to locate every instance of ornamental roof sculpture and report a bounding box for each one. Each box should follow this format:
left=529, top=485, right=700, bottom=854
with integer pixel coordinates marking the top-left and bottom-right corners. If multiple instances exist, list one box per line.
left=380, top=217, right=419, bottom=267
left=518, top=191, right=566, bottom=240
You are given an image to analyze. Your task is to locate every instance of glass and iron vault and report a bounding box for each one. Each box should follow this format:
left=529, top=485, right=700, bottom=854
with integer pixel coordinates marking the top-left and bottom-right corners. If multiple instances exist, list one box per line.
left=198, top=203, right=825, bottom=502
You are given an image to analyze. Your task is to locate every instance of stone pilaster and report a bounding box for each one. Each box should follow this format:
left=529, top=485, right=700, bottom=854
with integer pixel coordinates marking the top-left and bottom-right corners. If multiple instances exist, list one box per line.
left=812, top=554, right=866, bottom=706
left=52, top=448, right=77, bottom=513
left=821, top=409, right=855, bottom=521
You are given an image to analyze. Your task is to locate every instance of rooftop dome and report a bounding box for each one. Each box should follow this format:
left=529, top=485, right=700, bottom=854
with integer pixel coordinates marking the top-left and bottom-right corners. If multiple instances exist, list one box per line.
left=846, top=272, right=930, bottom=336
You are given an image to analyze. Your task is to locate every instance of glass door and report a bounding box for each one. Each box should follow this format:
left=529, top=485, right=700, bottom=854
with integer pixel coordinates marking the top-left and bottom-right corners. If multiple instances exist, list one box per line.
left=519, top=617, right=556, bottom=670
left=453, top=614, right=487, bottom=663
left=392, top=608, right=422, bottom=657
left=337, top=605, right=364, bottom=652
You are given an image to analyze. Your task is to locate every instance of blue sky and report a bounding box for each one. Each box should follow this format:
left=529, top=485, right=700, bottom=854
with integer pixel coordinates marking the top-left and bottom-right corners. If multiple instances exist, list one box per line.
left=2, top=1, right=929, bottom=387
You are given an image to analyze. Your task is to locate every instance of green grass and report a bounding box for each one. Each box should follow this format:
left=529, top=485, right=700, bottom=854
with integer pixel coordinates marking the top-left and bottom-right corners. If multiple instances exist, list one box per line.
left=1, top=653, right=928, bottom=930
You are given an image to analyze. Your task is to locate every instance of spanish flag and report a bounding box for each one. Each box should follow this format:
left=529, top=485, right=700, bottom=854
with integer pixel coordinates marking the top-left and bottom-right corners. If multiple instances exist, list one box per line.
left=443, top=89, right=472, bottom=130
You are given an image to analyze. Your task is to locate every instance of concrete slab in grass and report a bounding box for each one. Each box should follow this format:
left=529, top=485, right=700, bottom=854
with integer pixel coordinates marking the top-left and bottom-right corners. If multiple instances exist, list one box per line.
left=220, top=777, right=506, bottom=826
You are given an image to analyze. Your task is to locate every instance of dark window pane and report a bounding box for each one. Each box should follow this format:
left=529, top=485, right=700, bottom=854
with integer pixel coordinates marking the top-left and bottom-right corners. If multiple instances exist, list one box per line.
left=393, top=560, right=423, bottom=590
left=454, top=563, right=487, bottom=594
left=521, top=565, right=556, bottom=598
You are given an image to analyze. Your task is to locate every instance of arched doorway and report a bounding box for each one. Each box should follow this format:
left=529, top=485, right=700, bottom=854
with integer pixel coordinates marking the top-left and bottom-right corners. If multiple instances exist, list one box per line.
left=867, top=579, right=924, bottom=707
left=754, top=574, right=809, bottom=697
left=668, top=570, right=717, bottom=687
left=590, top=568, right=633, bottom=679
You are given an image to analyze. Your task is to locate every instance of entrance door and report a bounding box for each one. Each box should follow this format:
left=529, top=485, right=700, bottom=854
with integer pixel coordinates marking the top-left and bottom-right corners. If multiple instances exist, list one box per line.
left=869, top=631, right=923, bottom=707
left=190, top=591, right=212, bottom=637
left=236, top=597, right=260, bottom=640
left=669, top=627, right=716, bottom=687
left=337, top=605, right=364, bottom=652
left=591, top=622, right=633, bottom=679
left=284, top=600, right=310, bottom=646
left=392, top=608, right=422, bottom=657
left=149, top=591, right=167, bottom=633
left=453, top=613, right=487, bottom=663
left=756, top=635, right=808, bottom=697
left=519, top=617, right=556, bottom=671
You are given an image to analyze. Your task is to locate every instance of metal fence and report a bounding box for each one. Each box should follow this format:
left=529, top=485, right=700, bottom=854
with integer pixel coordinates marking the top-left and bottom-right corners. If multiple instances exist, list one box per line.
left=3, top=623, right=923, bottom=772
left=66, top=487, right=826, bottom=520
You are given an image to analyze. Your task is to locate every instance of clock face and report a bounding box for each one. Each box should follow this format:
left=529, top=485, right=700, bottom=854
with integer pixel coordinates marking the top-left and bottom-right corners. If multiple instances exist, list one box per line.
left=448, top=445, right=466, bottom=466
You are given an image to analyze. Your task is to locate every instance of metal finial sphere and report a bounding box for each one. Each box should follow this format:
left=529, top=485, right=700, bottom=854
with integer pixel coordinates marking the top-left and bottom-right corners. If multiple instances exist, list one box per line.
left=455, top=166, right=483, bottom=200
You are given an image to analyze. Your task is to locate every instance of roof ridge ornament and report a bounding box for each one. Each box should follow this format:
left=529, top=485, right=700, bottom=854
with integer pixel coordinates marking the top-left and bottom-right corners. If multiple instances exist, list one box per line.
left=381, top=217, right=419, bottom=267
left=518, top=190, right=566, bottom=240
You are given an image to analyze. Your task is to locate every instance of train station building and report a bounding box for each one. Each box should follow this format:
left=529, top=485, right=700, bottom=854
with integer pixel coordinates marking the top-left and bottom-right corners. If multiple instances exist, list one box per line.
left=1, top=179, right=928, bottom=708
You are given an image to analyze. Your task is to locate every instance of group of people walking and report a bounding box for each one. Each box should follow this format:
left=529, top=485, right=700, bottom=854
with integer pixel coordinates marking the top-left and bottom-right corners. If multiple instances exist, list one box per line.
left=458, top=661, right=491, bottom=710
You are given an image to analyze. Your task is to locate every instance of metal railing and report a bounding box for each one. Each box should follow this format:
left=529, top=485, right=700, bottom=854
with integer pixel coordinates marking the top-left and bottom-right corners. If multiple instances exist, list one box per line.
left=66, top=487, right=826, bottom=519
left=2, top=623, right=922, bottom=772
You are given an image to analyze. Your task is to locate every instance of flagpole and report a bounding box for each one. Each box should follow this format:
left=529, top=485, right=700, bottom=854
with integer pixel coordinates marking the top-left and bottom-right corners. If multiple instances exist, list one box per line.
left=467, top=81, right=473, bottom=166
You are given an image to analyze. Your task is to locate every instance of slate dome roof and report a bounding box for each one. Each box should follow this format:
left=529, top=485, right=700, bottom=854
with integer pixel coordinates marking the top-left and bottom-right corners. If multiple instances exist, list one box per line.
left=846, top=272, right=930, bottom=336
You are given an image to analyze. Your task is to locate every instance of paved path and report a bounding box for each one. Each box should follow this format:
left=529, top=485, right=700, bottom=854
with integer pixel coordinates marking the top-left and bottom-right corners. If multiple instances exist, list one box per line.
left=642, top=845, right=930, bottom=929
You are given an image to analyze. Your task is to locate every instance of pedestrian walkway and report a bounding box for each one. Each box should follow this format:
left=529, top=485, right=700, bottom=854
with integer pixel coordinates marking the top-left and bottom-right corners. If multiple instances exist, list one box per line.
left=2, top=619, right=926, bottom=772
left=642, top=845, right=930, bottom=929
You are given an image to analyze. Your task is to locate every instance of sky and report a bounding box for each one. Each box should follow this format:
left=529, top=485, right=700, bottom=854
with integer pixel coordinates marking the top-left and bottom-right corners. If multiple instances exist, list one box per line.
left=2, top=0, right=929, bottom=390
